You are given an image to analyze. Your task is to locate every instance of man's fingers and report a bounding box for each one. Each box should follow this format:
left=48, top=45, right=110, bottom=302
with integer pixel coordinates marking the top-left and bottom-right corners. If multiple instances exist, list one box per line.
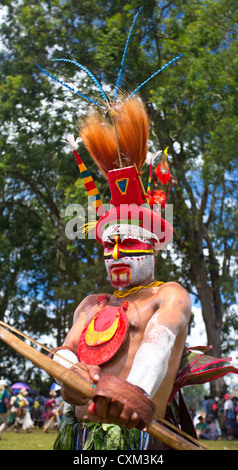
left=87, top=401, right=97, bottom=416
left=88, top=365, right=101, bottom=383
left=125, top=411, right=140, bottom=429
left=60, top=384, right=88, bottom=406
left=107, top=400, right=123, bottom=423
left=116, top=406, right=134, bottom=427
left=93, top=396, right=110, bottom=421
left=86, top=395, right=143, bottom=429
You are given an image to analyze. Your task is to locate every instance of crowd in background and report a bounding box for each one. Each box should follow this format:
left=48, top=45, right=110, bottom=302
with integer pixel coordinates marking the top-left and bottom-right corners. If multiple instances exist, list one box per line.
left=1, top=378, right=238, bottom=442
left=193, top=393, right=238, bottom=441
left=0, top=379, right=66, bottom=435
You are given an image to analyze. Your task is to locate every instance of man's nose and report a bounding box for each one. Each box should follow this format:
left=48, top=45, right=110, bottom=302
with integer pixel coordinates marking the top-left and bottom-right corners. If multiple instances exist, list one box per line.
left=112, top=243, right=119, bottom=260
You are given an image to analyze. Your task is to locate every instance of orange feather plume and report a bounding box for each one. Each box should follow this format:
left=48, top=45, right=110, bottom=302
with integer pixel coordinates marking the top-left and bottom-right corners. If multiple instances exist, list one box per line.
left=79, top=95, right=149, bottom=178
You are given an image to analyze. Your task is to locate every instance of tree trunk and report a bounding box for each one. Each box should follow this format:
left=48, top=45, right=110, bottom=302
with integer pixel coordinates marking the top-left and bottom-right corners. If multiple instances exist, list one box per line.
left=191, top=259, right=225, bottom=396
left=191, top=261, right=222, bottom=356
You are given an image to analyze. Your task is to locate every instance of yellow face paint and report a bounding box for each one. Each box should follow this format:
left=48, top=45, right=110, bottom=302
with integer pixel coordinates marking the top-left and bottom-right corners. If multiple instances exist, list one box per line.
left=112, top=235, right=120, bottom=260
left=104, top=236, right=154, bottom=261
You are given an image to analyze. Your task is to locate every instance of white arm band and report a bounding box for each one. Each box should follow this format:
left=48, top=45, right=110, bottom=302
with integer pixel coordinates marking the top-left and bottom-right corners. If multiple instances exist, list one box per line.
left=53, top=348, right=78, bottom=386
left=127, top=323, right=176, bottom=398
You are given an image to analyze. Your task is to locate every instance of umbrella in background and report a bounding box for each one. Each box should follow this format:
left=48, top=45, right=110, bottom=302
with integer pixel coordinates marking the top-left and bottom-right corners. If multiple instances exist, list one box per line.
left=11, top=382, right=30, bottom=390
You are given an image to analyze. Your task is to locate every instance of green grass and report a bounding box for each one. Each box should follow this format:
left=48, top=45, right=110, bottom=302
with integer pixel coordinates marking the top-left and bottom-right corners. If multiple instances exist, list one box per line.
left=0, top=428, right=238, bottom=450
left=200, top=438, right=238, bottom=451
left=0, top=428, right=58, bottom=450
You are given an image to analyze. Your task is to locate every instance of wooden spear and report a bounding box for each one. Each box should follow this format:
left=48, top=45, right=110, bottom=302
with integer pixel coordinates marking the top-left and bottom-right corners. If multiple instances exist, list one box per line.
left=0, top=325, right=203, bottom=451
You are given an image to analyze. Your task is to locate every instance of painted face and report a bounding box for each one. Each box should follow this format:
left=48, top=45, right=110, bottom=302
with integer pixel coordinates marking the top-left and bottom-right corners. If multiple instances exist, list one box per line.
left=103, top=234, right=155, bottom=288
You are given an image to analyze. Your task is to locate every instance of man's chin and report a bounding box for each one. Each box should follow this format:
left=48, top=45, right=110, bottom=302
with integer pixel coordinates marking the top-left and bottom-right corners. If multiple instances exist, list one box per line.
left=110, top=279, right=131, bottom=289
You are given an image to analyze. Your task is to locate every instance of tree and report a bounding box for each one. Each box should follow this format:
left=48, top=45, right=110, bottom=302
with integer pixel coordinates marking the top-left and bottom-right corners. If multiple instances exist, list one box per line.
left=0, top=0, right=112, bottom=382
left=139, top=0, right=238, bottom=393
left=144, top=0, right=238, bottom=364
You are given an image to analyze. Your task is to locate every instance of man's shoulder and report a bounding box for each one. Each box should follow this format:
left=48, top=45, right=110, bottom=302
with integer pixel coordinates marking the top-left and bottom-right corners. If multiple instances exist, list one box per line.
left=154, top=281, right=191, bottom=313
left=77, top=292, right=109, bottom=306
left=157, top=280, right=189, bottom=295
left=73, top=292, right=111, bottom=320
left=161, top=280, right=184, bottom=287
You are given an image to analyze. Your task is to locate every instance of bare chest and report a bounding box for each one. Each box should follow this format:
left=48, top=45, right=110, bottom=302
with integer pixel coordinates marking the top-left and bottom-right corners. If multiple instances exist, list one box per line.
left=78, top=296, right=156, bottom=380
left=84, top=292, right=158, bottom=334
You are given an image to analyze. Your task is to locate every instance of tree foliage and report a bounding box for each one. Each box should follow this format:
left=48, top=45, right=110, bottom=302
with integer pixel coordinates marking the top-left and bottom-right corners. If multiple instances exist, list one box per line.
left=0, top=0, right=237, bottom=389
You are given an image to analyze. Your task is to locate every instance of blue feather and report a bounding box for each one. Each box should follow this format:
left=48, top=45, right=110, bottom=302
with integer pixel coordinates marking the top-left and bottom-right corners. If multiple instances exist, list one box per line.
left=36, top=64, right=102, bottom=107
left=113, top=7, right=142, bottom=102
left=51, top=58, right=108, bottom=103
left=126, top=53, right=183, bottom=99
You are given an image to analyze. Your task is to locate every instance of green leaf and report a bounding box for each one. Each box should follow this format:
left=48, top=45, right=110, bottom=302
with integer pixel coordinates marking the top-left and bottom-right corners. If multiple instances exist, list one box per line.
left=104, top=425, right=121, bottom=450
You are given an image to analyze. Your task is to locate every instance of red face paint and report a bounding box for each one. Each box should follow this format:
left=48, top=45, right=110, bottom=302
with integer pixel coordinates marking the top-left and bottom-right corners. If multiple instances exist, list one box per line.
left=104, top=237, right=154, bottom=261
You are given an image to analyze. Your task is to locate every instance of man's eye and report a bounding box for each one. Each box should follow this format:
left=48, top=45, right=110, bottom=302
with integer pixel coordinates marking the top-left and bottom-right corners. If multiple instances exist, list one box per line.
left=121, top=239, right=137, bottom=246
left=104, top=242, right=114, bottom=249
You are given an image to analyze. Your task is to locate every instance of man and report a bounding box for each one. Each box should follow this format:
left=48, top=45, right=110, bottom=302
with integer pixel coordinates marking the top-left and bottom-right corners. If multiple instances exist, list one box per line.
left=52, top=96, right=192, bottom=450
left=55, top=254, right=190, bottom=449
left=223, top=393, right=234, bottom=439
left=58, top=237, right=191, bottom=424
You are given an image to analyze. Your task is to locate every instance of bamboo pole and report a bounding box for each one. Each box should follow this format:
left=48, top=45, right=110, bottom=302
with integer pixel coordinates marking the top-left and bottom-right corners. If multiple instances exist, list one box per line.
left=0, top=325, right=203, bottom=450
left=0, top=325, right=94, bottom=399
left=0, top=320, right=86, bottom=374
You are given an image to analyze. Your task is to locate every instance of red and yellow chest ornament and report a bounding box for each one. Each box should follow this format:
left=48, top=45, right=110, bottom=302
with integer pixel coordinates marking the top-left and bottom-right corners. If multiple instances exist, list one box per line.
left=77, top=296, right=129, bottom=365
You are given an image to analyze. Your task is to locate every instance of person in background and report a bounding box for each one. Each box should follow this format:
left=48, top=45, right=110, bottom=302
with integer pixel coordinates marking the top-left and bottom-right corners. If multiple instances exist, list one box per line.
left=199, top=417, right=219, bottom=441
left=202, top=395, right=209, bottom=416
left=231, top=395, right=238, bottom=439
left=223, top=393, right=234, bottom=439
left=0, top=379, right=9, bottom=434
left=205, top=395, right=215, bottom=419
left=8, top=391, right=18, bottom=428
left=195, top=416, right=207, bottom=438
left=32, top=391, right=45, bottom=428
left=14, top=388, right=34, bottom=433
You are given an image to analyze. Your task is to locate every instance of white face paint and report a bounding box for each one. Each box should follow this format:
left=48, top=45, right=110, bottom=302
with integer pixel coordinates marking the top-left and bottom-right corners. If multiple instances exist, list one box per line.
left=107, top=255, right=155, bottom=288
left=103, top=232, right=155, bottom=289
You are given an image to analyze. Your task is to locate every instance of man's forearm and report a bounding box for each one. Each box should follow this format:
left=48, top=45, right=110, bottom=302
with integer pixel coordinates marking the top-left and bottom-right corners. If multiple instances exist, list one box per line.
left=127, top=324, right=175, bottom=398
left=53, top=346, right=78, bottom=385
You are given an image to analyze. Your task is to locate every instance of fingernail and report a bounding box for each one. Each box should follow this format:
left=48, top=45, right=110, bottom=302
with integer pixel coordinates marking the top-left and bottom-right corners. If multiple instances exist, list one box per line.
left=94, top=374, right=100, bottom=381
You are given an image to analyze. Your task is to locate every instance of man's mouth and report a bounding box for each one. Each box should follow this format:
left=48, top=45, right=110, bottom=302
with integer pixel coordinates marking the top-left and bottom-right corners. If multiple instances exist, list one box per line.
left=109, top=264, right=131, bottom=287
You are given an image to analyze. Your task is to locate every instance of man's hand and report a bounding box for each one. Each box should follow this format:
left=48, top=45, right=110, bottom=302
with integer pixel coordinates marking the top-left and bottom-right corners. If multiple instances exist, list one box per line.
left=84, top=398, right=141, bottom=429
left=60, top=362, right=101, bottom=406
left=83, top=375, right=155, bottom=430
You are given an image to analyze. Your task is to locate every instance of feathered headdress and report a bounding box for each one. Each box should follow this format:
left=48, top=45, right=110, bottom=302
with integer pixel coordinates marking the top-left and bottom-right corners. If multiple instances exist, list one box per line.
left=38, top=8, right=181, bottom=249
left=80, top=95, right=149, bottom=178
